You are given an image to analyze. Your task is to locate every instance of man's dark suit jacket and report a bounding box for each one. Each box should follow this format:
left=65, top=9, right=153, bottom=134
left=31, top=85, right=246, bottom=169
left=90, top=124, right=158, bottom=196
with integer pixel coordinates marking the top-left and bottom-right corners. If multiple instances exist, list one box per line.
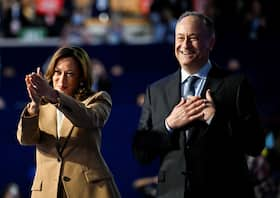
left=133, top=65, right=265, bottom=198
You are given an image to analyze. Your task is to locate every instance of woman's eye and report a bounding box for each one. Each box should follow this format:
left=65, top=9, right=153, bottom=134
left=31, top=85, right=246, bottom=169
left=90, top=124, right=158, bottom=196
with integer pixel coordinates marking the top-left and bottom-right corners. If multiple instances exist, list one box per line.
left=66, top=72, right=74, bottom=77
left=54, top=70, right=61, bottom=75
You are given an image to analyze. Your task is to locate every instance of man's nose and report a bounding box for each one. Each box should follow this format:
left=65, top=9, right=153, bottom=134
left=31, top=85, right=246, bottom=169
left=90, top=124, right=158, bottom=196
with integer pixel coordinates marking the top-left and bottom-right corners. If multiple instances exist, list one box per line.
left=183, top=38, right=192, bottom=48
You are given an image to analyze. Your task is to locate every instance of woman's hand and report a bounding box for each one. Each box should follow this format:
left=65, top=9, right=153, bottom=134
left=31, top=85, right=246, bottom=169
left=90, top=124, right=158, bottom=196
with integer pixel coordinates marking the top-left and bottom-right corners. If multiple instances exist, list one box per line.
left=29, top=67, right=58, bottom=103
left=25, top=68, right=41, bottom=115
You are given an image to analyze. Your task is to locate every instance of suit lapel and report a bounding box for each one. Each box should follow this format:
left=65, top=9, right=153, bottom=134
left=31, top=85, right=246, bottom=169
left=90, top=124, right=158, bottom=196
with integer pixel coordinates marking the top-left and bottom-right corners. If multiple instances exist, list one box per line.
left=166, top=70, right=181, bottom=110
left=165, top=67, right=224, bottom=105
left=193, top=65, right=226, bottom=142
left=161, top=67, right=226, bottom=143
left=201, top=65, right=225, bottom=99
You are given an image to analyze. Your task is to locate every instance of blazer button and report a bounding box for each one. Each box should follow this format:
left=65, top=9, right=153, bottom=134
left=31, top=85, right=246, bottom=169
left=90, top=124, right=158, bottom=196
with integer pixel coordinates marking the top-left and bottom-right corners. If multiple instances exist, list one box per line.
left=63, top=176, right=71, bottom=182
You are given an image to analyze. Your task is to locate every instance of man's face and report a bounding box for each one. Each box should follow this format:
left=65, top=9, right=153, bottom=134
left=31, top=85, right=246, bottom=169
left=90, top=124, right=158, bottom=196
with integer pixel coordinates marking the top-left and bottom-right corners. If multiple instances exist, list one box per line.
left=175, top=16, right=215, bottom=73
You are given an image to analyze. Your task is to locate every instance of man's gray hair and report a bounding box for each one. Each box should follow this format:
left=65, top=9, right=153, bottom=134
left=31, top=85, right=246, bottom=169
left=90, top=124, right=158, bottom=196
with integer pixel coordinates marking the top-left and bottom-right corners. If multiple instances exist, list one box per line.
left=177, top=11, right=215, bottom=36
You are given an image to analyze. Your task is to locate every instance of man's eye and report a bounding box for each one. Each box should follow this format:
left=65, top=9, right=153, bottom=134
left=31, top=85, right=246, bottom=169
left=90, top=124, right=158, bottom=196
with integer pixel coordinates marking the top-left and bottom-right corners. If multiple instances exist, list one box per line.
left=177, top=37, right=185, bottom=41
left=189, top=37, right=198, bottom=41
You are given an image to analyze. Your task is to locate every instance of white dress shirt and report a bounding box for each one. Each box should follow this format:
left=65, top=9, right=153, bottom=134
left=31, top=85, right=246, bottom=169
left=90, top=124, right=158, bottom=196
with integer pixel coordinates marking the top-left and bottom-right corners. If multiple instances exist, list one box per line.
left=56, top=109, right=64, bottom=138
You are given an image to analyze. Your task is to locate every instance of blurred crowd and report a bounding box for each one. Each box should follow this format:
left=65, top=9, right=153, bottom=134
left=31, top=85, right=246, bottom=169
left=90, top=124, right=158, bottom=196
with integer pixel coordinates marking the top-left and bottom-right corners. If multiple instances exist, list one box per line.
left=0, top=0, right=279, bottom=45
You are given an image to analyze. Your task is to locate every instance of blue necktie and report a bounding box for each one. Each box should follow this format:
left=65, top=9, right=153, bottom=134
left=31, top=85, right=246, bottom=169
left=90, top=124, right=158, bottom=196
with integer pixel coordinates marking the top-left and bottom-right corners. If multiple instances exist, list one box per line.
left=184, top=75, right=199, bottom=98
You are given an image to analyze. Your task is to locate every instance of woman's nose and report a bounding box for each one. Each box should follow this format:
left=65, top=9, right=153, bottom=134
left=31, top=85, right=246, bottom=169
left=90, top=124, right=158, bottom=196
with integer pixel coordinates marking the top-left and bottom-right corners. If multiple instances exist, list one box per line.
left=58, top=73, right=67, bottom=83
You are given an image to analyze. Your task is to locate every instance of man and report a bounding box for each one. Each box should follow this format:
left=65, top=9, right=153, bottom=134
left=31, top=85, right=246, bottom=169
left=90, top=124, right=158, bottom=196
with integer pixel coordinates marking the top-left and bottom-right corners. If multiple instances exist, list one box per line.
left=133, top=11, right=265, bottom=198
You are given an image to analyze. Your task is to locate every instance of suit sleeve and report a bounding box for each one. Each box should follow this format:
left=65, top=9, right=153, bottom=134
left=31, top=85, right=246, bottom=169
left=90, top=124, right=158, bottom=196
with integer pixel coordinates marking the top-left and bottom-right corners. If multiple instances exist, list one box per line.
left=133, top=86, right=170, bottom=164
left=234, top=77, right=265, bottom=156
left=209, top=75, right=265, bottom=157
left=138, top=87, right=152, bottom=131
left=57, top=91, right=112, bottom=129
left=17, top=105, right=40, bottom=145
left=16, top=91, right=112, bottom=146
left=138, top=86, right=169, bottom=133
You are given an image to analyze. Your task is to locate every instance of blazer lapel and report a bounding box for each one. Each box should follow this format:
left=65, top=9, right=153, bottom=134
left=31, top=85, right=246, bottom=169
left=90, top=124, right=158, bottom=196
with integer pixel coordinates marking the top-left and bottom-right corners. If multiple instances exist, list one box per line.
left=40, top=104, right=74, bottom=156
left=56, top=115, right=74, bottom=156
left=59, top=117, right=74, bottom=139
left=40, top=104, right=74, bottom=140
left=39, top=104, right=57, bottom=138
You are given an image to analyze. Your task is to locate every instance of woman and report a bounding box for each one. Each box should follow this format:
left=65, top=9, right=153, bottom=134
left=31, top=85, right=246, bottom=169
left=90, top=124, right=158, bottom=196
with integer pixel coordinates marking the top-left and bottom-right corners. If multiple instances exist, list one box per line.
left=17, top=46, right=121, bottom=198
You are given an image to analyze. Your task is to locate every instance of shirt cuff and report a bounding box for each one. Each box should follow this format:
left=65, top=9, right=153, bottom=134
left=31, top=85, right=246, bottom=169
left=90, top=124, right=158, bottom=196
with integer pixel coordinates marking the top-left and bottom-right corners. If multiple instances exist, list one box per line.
left=165, top=119, right=173, bottom=133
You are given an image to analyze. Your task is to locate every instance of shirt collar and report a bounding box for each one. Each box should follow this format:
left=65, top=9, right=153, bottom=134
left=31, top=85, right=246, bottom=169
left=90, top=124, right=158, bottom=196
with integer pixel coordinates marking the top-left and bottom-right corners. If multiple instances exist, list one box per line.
left=181, top=60, right=212, bottom=83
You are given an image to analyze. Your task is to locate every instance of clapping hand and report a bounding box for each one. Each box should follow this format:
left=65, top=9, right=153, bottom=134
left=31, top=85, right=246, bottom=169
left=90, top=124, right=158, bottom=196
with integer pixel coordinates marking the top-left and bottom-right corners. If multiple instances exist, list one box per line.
left=25, top=67, right=55, bottom=115
left=28, top=67, right=54, bottom=99
left=25, top=67, right=42, bottom=105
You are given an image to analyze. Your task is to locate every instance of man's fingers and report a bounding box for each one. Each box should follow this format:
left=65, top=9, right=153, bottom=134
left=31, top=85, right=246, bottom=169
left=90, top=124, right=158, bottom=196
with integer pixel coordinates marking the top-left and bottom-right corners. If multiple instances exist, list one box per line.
left=176, top=97, right=186, bottom=107
left=186, top=102, right=205, bottom=116
left=206, top=89, right=213, bottom=102
left=188, top=112, right=204, bottom=122
left=185, top=98, right=206, bottom=109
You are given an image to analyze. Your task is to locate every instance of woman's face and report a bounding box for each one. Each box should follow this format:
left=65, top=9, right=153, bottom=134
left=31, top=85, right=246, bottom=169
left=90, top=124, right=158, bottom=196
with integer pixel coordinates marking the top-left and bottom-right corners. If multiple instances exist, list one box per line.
left=52, top=57, right=81, bottom=96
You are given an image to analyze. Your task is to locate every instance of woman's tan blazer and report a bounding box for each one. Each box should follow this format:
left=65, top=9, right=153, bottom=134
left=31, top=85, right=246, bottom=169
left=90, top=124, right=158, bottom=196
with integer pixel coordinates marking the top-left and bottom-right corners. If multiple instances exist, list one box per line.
left=17, top=91, right=121, bottom=198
